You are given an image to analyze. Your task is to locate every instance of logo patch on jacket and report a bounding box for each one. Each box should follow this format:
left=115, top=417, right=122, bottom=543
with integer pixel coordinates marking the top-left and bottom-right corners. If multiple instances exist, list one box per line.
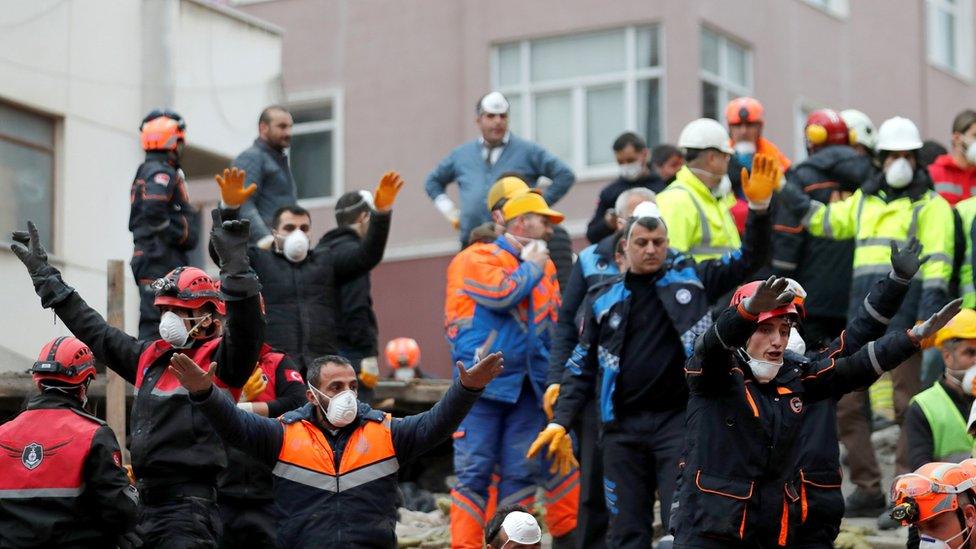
left=609, top=313, right=621, bottom=329
left=285, top=370, right=303, bottom=383
left=22, top=442, right=43, bottom=470
left=596, top=259, right=608, bottom=271
left=790, top=397, right=803, bottom=414
left=153, top=173, right=170, bottom=185
left=675, top=288, right=692, bottom=305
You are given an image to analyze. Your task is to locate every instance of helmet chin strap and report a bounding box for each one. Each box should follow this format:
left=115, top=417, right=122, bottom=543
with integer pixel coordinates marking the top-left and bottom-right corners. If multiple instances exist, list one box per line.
left=185, top=314, right=213, bottom=340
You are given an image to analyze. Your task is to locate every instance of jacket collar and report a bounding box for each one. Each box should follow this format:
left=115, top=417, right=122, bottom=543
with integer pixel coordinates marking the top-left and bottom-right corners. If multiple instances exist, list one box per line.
left=673, top=165, right=721, bottom=205
left=27, top=391, right=86, bottom=412
left=255, top=137, right=287, bottom=160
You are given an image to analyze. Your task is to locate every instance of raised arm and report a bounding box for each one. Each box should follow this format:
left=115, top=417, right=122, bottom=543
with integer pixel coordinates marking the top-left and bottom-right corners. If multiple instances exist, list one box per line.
left=327, top=172, right=403, bottom=280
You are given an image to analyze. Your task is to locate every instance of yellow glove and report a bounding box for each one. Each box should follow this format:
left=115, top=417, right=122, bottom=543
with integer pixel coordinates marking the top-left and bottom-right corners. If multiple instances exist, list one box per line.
left=215, top=167, right=257, bottom=208
left=240, top=367, right=267, bottom=403
left=741, top=153, right=781, bottom=209
left=526, top=423, right=578, bottom=476
left=373, top=171, right=405, bottom=212
left=358, top=356, right=380, bottom=389
left=543, top=384, right=560, bottom=421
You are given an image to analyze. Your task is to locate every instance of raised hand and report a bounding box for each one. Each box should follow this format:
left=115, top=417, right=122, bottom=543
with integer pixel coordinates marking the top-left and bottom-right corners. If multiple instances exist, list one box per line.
left=741, top=153, right=781, bottom=209
left=743, top=276, right=795, bottom=315
left=168, top=354, right=215, bottom=395
left=890, top=237, right=928, bottom=282
left=209, top=208, right=251, bottom=275
left=373, top=171, right=405, bottom=212
left=911, top=298, right=964, bottom=341
left=456, top=352, right=504, bottom=390
left=10, top=220, right=51, bottom=277
left=215, top=168, right=257, bottom=208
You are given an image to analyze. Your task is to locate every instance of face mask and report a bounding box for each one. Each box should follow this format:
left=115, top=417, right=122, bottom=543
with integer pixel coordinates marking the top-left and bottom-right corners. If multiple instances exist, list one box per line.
left=308, top=384, right=358, bottom=428
left=965, top=141, right=976, bottom=165
left=712, top=175, right=733, bottom=198
left=739, top=349, right=782, bottom=383
left=158, top=311, right=210, bottom=348
left=394, top=367, right=417, bottom=381
left=919, top=527, right=971, bottom=549
left=787, top=327, right=806, bottom=356
left=519, top=239, right=548, bottom=261
left=885, top=158, right=914, bottom=189
left=734, top=141, right=756, bottom=171
left=963, top=367, right=976, bottom=396
left=282, top=230, right=310, bottom=263
left=619, top=161, right=644, bottom=181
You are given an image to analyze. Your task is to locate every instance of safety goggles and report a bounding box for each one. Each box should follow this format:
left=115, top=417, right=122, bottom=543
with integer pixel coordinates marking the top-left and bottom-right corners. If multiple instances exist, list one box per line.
left=890, top=473, right=973, bottom=525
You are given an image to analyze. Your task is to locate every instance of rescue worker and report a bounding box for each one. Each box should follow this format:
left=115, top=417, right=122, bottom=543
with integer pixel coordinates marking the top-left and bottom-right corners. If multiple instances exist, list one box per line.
left=445, top=191, right=577, bottom=548
left=890, top=461, right=976, bottom=548
left=670, top=277, right=959, bottom=548
left=545, top=187, right=654, bottom=549
left=169, top=350, right=505, bottom=547
left=320, top=189, right=387, bottom=403
left=386, top=337, right=425, bottom=380
left=905, top=309, right=976, bottom=469
left=231, top=105, right=298, bottom=249
left=772, top=109, right=875, bottom=348
left=586, top=132, right=668, bottom=244
left=725, top=97, right=792, bottom=235
left=791, top=238, right=924, bottom=547
left=929, top=110, right=976, bottom=205
left=656, top=118, right=742, bottom=263
left=10, top=204, right=264, bottom=547
left=425, top=91, right=575, bottom=247
left=840, top=109, right=879, bottom=157
left=211, top=169, right=402, bottom=376
left=651, top=144, right=685, bottom=186
left=485, top=506, right=544, bottom=549
left=129, top=108, right=199, bottom=339
left=780, top=115, right=956, bottom=515
left=0, top=337, right=140, bottom=548
left=218, top=344, right=306, bottom=549
left=956, top=193, right=976, bottom=308
left=534, top=153, right=777, bottom=548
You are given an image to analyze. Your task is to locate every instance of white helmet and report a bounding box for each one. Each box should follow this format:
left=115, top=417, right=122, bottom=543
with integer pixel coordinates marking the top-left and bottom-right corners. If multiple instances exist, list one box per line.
left=678, top=118, right=734, bottom=154
left=876, top=116, right=923, bottom=152
left=840, top=109, right=877, bottom=151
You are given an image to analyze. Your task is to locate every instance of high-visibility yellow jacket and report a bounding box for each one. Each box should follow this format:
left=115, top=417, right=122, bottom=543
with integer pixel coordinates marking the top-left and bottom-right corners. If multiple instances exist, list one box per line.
left=806, top=182, right=953, bottom=327
left=956, top=196, right=976, bottom=308
left=657, top=166, right=740, bottom=262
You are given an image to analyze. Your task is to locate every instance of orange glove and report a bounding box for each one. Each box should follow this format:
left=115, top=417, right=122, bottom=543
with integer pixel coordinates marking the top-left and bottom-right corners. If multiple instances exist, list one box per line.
left=240, top=367, right=267, bottom=403
left=741, top=153, right=781, bottom=209
left=124, top=465, right=136, bottom=486
left=373, top=171, right=405, bottom=212
left=543, top=384, right=560, bottom=421
left=215, top=167, right=257, bottom=208
left=526, top=424, right=577, bottom=476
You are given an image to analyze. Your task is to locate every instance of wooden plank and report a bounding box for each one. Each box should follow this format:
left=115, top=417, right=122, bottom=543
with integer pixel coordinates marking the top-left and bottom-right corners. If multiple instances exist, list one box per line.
left=105, top=260, right=128, bottom=460
left=373, top=379, right=451, bottom=405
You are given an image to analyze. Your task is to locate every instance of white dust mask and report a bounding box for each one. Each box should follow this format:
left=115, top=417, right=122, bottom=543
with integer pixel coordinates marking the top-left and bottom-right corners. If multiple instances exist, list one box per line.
left=619, top=162, right=644, bottom=181
left=309, top=384, right=358, bottom=428
left=158, top=311, right=210, bottom=348
left=282, top=231, right=310, bottom=263
left=885, top=158, right=914, bottom=189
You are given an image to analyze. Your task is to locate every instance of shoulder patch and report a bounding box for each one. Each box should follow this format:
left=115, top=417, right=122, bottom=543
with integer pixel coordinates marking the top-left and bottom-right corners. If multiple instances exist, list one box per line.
left=153, top=172, right=171, bottom=185
left=284, top=369, right=303, bottom=383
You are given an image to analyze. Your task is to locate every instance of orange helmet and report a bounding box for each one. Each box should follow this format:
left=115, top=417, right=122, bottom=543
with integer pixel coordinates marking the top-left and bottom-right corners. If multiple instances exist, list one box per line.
left=140, top=109, right=186, bottom=151
left=890, top=462, right=976, bottom=526
left=32, top=336, right=96, bottom=386
left=151, top=266, right=226, bottom=315
left=730, top=280, right=799, bottom=322
left=725, top=97, right=764, bottom=125
left=385, top=337, right=421, bottom=369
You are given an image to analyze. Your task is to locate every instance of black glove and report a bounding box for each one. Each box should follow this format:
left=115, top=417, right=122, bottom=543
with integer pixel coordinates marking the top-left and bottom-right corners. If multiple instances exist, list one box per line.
left=210, top=208, right=251, bottom=276
left=743, top=276, right=795, bottom=316
left=778, top=181, right=813, bottom=220
left=10, top=221, right=74, bottom=308
left=889, top=237, right=928, bottom=283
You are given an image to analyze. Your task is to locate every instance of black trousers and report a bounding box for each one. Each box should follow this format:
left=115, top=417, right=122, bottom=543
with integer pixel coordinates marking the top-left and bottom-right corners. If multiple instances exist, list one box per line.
left=140, top=496, right=222, bottom=549
left=218, top=498, right=276, bottom=549
left=575, top=398, right=608, bottom=549
left=602, top=407, right=685, bottom=549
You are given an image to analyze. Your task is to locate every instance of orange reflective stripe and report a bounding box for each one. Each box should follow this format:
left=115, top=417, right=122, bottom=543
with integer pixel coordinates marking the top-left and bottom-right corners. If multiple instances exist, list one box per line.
left=743, top=384, right=760, bottom=418
left=801, top=482, right=808, bottom=523
left=776, top=386, right=792, bottom=395
left=778, top=498, right=789, bottom=546
left=740, top=506, right=748, bottom=539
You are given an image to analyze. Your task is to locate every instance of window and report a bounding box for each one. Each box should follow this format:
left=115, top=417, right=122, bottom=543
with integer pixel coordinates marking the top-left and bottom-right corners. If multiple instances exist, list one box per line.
left=493, top=25, right=664, bottom=176
left=927, top=0, right=974, bottom=77
left=700, top=27, right=752, bottom=121
left=0, top=102, right=55, bottom=251
left=799, top=0, right=849, bottom=17
left=288, top=96, right=342, bottom=203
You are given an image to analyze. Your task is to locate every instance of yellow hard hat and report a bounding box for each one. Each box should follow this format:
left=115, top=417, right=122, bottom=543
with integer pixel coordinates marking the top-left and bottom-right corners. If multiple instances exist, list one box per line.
left=934, top=309, right=976, bottom=348
left=501, top=192, right=564, bottom=224
left=487, top=176, right=532, bottom=211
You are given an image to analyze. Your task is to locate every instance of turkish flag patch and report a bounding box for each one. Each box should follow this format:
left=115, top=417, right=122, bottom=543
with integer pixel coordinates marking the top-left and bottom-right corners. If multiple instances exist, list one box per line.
left=285, top=370, right=303, bottom=383
left=113, top=451, right=122, bottom=467
left=153, top=173, right=170, bottom=185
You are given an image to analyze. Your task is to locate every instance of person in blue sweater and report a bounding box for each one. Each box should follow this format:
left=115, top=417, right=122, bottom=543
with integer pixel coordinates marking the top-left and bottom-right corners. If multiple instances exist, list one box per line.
left=424, top=91, right=576, bottom=247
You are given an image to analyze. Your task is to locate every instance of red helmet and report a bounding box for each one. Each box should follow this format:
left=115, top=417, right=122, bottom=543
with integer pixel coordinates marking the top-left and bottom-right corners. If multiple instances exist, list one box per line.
left=385, top=337, right=421, bottom=369
left=32, top=336, right=96, bottom=386
left=730, top=280, right=799, bottom=322
left=725, top=97, right=765, bottom=125
left=140, top=109, right=186, bottom=151
left=152, top=267, right=226, bottom=315
left=805, top=109, right=849, bottom=149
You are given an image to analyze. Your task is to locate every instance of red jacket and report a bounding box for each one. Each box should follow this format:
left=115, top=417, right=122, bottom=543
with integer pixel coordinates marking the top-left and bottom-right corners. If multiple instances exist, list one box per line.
left=928, top=154, right=976, bottom=206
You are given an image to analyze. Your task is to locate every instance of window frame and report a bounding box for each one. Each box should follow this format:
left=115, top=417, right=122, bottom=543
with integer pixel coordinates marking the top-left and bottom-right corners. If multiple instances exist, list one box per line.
left=926, top=0, right=975, bottom=79
left=491, top=24, right=666, bottom=181
left=699, top=25, right=754, bottom=122
left=286, top=88, right=344, bottom=207
left=0, top=100, right=57, bottom=252
left=798, top=0, right=850, bottom=18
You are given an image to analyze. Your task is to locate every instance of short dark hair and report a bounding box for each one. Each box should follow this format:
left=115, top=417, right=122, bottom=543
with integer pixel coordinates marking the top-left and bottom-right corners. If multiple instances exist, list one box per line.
left=485, top=505, right=530, bottom=547
left=651, top=143, right=682, bottom=167
left=624, top=215, right=664, bottom=239
left=613, top=132, right=647, bottom=153
left=259, top=105, right=290, bottom=126
left=307, top=355, right=353, bottom=388
left=334, top=191, right=372, bottom=226
left=953, top=109, right=976, bottom=135
left=919, top=139, right=948, bottom=170
left=271, top=205, right=311, bottom=230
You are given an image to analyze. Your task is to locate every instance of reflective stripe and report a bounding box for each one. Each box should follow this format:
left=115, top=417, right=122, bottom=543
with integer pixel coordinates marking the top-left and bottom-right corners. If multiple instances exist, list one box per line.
left=868, top=341, right=883, bottom=376
left=857, top=237, right=905, bottom=248
left=862, top=296, right=890, bottom=325
left=935, top=182, right=964, bottom=196
left=853, top=265, right=892, bottom=277
left=500, top=484, right=538, bottom=507
left=672, top=187, right=712, bottom=248
left=854, top=195, right=866, bottom=236
left=0, top=486, right=85, bottom=499
left=273, top=462, right=338, bottom=492
left=926, top=253, right=953, bottom=265
left=822, top=204, right=833, bottom=239
left=451, top=492, right=486, bottom=526
left=802, top=202, right=824, bottom=229
left=337, top=457, right=399, bottom=492
left=771, top=259, right=798, bottom=270
left=964, top=283, right=975, bottom=295
left=546, top=474, right=581, bottom=504
left=906, top=202, right=925, bottom=240
left=923, top=279, right=950, bottom=291
left=690, top=245, right=738, bottom=256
